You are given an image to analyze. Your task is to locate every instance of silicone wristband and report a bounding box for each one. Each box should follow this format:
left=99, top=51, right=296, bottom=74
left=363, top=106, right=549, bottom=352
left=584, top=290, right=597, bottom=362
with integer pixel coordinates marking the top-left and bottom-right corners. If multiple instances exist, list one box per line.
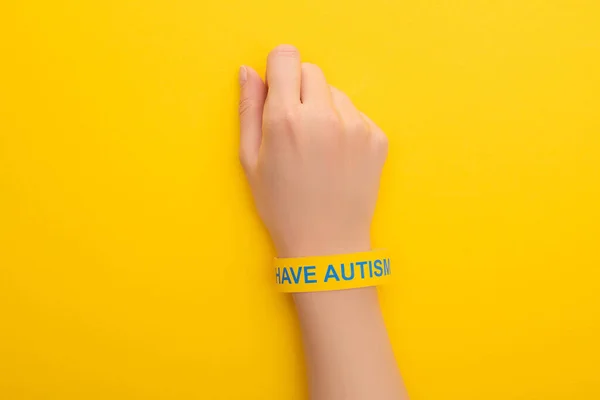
left=274, top=250, right=391, bottom=293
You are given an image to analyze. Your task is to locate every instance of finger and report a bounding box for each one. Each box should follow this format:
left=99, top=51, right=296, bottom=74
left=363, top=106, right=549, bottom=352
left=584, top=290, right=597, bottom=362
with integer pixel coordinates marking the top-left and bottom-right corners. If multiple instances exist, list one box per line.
left=301, top=62, right=331, bottom=106
left=238, top=65, right=267, bottom=170
left=329, top=85, right=366, bottom=131
left=266, top=44, right=301, bottom=105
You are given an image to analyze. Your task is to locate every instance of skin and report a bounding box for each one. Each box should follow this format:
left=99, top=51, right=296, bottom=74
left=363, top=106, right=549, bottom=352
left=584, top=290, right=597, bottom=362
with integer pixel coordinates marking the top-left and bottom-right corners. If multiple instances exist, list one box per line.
left=238, top=44, right=409, bottom=400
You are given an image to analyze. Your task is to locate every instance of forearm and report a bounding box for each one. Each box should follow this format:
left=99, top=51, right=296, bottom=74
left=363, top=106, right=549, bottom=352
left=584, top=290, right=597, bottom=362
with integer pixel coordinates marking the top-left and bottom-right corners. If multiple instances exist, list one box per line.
left=294, top=287, right=407, bottom=400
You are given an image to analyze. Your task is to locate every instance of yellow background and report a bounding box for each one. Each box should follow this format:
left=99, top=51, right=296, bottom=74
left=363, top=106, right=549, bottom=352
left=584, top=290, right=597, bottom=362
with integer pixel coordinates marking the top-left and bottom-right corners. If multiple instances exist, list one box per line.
left=1, top=0, right=599, bottom=399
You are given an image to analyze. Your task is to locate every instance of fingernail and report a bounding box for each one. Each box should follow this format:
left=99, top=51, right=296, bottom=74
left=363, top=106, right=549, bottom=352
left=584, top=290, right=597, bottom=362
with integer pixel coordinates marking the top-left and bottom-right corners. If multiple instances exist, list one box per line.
left=239, top=66, right=247, bottom=86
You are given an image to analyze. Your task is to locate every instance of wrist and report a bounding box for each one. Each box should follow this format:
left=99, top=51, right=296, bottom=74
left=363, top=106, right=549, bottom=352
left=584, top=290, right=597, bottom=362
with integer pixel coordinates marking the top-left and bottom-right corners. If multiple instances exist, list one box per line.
left=292, top=287, right=380, bottom=319
left=276, top=235, right=371, bottom=258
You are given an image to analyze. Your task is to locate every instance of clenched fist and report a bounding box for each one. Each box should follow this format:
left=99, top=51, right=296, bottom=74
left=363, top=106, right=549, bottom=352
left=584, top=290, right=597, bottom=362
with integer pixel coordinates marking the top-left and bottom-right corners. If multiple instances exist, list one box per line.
left=238, top=45, right=388, bottom=258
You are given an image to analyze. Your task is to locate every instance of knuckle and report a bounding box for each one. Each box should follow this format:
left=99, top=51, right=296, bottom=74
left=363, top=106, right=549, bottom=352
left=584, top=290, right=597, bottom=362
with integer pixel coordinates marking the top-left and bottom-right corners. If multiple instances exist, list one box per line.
left=239, top=150, right=257, bottom=175
left=239, top=151, right=250, bottom=171
left=348, top=118, right=367, bottom=135
left=284, top=109, right=300, bottom=124
left=266, top=106, right=300, bottom=129
left=238, top=148, right=250, bottom=167
left=238, top=97, right=253, bottom=116
left=374, top=131, right=389, bottom=151
left=305, top=108, right=340, bottom=131
left=322, top=111, right=342, bottom=132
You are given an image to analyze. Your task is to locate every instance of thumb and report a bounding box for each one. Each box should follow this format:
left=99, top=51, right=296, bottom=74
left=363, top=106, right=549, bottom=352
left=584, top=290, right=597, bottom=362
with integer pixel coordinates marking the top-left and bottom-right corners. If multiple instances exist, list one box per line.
left=238, top=65, right=266, bottom=172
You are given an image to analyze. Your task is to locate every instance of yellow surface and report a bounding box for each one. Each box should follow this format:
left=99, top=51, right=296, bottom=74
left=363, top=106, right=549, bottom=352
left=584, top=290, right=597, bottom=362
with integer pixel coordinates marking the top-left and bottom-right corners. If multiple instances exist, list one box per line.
left=1, top=0, right=599, bottom=399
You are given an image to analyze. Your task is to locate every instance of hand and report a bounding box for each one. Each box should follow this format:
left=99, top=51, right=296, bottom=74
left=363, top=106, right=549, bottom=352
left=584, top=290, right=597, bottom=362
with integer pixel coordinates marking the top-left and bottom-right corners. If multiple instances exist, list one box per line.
left=238, top=45, right=388, bottom=258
